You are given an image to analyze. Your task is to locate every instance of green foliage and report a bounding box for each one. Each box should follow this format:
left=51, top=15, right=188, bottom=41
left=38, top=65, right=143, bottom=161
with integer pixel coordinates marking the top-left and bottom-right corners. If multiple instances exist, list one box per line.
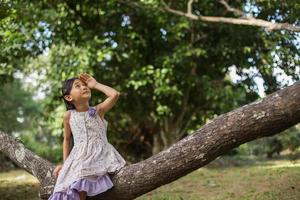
left=1, top=0, right=300, bottom=161
left=20, top=131, right=63, bottom=163
left=0, top=77, right=40, bottom=134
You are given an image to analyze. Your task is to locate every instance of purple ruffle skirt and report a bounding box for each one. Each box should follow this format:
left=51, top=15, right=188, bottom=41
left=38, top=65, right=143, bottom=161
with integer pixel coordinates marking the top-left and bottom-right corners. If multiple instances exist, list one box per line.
left=48, top=174, right=114, bottom=200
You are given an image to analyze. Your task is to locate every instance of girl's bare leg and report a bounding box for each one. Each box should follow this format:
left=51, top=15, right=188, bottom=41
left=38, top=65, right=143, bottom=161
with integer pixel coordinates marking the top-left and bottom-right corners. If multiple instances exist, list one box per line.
left=79, top=191, right=87, bottom=200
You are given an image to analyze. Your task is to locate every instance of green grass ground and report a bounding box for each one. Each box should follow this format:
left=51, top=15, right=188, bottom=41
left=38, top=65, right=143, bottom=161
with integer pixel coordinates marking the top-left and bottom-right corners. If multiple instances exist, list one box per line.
left=1, top=157, right=299, bottom=200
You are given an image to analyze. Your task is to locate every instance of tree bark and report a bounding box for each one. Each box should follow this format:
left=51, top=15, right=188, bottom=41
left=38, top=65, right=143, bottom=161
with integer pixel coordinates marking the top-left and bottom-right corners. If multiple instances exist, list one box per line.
left=1, top=81, right=300, bottom=199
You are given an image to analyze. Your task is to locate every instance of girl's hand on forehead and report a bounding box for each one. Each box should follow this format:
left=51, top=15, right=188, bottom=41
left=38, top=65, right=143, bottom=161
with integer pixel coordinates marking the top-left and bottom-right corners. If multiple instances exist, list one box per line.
left=78, top=73, right=98, bottom=89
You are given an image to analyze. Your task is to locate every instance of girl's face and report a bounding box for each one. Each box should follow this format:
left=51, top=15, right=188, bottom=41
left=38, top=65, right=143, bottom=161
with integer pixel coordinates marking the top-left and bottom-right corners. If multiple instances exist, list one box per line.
left=64, top=78, right=91, bottom=103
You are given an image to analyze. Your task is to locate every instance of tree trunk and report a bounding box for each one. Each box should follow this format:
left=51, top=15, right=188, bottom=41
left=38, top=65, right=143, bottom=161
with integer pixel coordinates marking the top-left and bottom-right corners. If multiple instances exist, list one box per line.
left=152, top=133, right=163, bottom=155
left=1, top=81, right=300, bottom=199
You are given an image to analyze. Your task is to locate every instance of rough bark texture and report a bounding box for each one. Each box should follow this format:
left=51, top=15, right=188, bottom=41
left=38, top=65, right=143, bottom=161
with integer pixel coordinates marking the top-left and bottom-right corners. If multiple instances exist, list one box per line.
left=1, top=81, right=300, bottom=199
left=0, top=134, right=55, bottom=198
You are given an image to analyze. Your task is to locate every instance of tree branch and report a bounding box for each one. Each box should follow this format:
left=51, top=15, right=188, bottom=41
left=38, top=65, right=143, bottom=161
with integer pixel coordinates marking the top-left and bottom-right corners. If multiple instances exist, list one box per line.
left=0, top=132, right=55, bottom=199
left=161, top=0, right=300, bottom=32
left=187, top=0, right=195, bottom=15
left=219, top=0, right=248, bottom=18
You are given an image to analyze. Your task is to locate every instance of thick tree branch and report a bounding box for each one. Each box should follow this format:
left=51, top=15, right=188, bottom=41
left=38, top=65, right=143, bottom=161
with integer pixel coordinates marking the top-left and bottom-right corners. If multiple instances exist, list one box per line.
left=161, top=0, right=300, bottom=32
left=2, top=80, right=300, bottom=199
left=0, top=132, right=55, bottom=199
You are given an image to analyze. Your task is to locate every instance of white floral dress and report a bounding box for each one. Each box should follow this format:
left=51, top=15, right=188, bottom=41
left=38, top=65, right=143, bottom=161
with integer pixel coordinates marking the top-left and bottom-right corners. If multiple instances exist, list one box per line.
left=50, top=106, right=127, bottom=198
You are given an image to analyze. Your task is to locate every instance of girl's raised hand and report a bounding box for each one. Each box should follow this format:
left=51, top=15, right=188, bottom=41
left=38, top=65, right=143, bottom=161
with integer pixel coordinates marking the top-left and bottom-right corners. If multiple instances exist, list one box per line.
left=78, top=73, right=98, bottom=89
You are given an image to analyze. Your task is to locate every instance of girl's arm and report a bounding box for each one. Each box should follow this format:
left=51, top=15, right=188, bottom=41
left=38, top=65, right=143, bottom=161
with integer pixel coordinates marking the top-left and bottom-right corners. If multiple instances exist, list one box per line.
left=63, top=111, right=72, bottom=162
left=93, top=82, right=120, bottom=120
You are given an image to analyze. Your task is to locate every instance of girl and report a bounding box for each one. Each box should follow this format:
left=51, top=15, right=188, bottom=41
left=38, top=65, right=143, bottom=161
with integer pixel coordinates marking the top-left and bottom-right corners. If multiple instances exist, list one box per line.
left=48, top=73, right=127, bottom=200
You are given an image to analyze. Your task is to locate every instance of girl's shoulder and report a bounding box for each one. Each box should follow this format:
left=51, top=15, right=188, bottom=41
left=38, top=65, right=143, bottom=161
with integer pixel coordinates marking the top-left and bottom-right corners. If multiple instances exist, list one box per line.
left=63, top=110, right=72, bottom=121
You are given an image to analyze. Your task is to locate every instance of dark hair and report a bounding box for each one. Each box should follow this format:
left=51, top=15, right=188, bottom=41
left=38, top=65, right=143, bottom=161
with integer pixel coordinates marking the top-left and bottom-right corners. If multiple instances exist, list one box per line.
left=60, top=77, right=79, bottom=152
left=60, top=77, right=79, bottom=110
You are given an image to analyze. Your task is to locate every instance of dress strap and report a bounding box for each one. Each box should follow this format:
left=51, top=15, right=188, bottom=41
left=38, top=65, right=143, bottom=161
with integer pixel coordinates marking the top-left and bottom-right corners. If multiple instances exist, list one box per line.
left=68, top=109, right=74, bottom=121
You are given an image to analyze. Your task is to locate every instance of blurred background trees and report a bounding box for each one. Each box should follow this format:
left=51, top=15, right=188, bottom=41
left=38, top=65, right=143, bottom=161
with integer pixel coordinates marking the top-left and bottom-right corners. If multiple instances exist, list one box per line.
left=1, top=0, right=300, bottom=169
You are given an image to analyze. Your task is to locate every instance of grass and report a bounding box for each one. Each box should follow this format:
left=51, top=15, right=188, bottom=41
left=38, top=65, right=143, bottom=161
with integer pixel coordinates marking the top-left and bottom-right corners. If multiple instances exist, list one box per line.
left=0, top=156, right=300, bottom=200
left=137, top=156, right=300, bottom=200
left=0, top=169, right=40, bottom=200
